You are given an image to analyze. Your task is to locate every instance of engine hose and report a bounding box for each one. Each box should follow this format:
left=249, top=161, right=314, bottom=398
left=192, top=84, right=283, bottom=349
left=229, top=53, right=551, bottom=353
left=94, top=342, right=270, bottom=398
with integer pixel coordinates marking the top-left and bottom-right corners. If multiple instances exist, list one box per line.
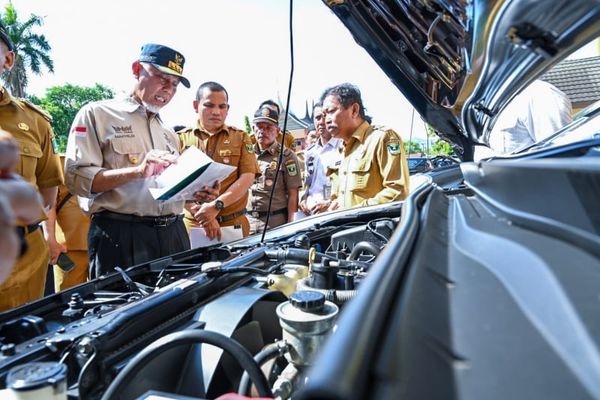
left=100, top=330, right=273, bottom=400
left=348, top=241, right=381, bottom=261
left=238, top=340, right=291, bottom=396
left=265, top=248, right=333, bottom=266
left=296, top=277, right=358, bottom=304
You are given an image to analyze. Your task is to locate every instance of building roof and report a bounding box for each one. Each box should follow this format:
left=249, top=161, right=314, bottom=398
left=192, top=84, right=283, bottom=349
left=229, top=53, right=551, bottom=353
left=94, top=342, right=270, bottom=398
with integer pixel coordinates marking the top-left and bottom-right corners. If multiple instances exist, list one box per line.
left=277, top=98, right=314, bottom=131
left=279, top=111, right=310, bottom=131
left=542, top=56, right=600, bottom=104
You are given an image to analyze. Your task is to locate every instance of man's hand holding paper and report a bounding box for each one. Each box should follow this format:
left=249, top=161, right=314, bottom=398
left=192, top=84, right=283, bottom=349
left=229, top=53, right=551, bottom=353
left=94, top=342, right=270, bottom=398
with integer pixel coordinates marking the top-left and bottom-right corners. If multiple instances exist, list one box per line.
left=139, top=150, right=178, bottom=178
left=148, top=146, right=235, bottom=202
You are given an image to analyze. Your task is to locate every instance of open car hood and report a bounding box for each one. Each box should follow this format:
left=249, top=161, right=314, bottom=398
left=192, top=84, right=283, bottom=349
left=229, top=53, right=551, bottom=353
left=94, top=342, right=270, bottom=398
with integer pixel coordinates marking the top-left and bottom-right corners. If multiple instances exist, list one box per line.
left=323, top=0, right=600, bottom=160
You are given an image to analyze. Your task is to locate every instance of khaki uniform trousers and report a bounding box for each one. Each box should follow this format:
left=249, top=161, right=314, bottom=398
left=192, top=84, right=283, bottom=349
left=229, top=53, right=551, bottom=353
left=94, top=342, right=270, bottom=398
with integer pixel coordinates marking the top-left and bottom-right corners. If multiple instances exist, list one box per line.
left=248, top=212, right=287, bottom=235
left=185, top=210, right=250, bottom=239
left=52, top=197, right=90, bottom=292
left=0, top=228, right=49, bottom=312
left=53, top=251, right=89, bottom=292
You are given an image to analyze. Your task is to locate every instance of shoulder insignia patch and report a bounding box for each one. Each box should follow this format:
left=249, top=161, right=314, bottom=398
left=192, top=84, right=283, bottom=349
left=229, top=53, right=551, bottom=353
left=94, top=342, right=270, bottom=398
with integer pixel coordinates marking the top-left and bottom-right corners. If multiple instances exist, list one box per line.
left=286, top=162, right=298, bottom=177
left=387, top=142, right=401, bottom=155
left=20, top=99, right=52, bottom=122
left=246, top=144, right=254, bottom=154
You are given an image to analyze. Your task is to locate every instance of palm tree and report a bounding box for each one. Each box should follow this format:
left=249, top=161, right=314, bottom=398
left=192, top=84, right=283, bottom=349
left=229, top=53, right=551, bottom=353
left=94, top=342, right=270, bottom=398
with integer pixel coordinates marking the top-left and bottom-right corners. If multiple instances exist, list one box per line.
left=1, top=2, right=53, bottom=98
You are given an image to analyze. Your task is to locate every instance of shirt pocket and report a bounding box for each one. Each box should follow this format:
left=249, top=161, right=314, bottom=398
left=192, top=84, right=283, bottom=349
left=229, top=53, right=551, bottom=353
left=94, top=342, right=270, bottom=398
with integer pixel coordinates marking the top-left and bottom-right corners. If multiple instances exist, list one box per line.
left=350, top=157, right=371, bottom=192
left=110, top=138, right=145, bottom=168
left=16, top=139, right=42, bottom=183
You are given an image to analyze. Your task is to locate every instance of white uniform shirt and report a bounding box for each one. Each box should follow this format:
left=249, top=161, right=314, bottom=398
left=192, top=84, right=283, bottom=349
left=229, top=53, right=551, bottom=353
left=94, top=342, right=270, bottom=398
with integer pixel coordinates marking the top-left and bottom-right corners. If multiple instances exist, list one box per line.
left=489, top=80, right=572, bottom=154
left=303, top=138, right=343, bottom=208
left=64, top=97, right=184, bottom=216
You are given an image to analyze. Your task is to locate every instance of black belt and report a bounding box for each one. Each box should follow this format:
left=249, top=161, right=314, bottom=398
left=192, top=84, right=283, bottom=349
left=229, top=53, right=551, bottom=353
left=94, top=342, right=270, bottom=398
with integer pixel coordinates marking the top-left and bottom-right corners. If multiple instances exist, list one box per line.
left=217, top=209, right=247, bottom=223
left=93, top=211, right=182, bottom=227
left=16, top=223, right=40, bottom=236
left=248, top=208, right=287, bottom=218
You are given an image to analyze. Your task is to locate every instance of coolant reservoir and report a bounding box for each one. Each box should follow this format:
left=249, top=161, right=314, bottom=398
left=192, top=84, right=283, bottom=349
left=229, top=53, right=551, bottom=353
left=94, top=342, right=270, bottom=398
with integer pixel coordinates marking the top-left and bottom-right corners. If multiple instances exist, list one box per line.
left=276, top=290, right=338, bottom=367
left=0, top=362, right=67, bottom=400
left=268, top=264, right=309, bottom=297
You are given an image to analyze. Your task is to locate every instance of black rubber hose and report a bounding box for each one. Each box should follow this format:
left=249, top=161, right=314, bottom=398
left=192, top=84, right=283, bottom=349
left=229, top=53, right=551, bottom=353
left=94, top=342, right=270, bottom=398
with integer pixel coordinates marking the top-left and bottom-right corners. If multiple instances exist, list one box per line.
left=348, top=241, right=381, bottom=261
left=100, top=330, right=273, bottom=400
left=238, top=341, right=291, bottom=396
left=296, top=278, right=358, bottom=305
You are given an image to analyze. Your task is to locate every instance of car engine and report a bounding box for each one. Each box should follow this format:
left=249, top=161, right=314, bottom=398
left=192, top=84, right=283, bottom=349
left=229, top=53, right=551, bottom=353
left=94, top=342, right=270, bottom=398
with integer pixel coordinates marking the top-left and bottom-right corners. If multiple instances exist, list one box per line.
left=0, top=208, right=400, bottom=399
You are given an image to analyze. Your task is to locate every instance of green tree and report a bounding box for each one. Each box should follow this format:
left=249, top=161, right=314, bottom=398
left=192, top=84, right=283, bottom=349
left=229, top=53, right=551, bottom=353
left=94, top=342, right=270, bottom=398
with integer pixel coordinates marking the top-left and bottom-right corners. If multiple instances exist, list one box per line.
left=404, top=140, right=424, bottom=155
left=426, top=124, right=455, bottom=156
left=244, top=115, right=252, bottom=134
left=431, top=139, right=454, bottom=156
left=29, top=83, right=114, bottom=152
left=0, top=2, right=53, bottom=97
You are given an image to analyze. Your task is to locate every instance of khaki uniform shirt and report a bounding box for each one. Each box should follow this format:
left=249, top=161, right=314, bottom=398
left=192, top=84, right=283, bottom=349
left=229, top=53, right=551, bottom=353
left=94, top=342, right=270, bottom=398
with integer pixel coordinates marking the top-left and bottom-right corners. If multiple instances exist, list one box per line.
left=64, top=97, right=183, bottom=216
left=250, top=142, right=303, bottom=212
left=0, top=87, right=63, bottom=190
left=178, top=122, right=260, bottom=217
left=333, top=121, right=409, bottom=208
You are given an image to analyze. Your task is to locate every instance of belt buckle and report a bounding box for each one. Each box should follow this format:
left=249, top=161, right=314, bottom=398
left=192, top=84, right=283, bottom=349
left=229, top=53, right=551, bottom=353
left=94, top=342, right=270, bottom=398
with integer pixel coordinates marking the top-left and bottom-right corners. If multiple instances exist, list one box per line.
left=154, top=216, right=170, bottom=227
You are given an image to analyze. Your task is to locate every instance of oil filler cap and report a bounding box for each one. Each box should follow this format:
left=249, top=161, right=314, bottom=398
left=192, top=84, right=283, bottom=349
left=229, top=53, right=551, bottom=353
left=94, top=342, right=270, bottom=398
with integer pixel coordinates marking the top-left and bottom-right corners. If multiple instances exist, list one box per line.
left=290, top=290, right=325, bottom=313
left=7, top=362, right=67, bottom=391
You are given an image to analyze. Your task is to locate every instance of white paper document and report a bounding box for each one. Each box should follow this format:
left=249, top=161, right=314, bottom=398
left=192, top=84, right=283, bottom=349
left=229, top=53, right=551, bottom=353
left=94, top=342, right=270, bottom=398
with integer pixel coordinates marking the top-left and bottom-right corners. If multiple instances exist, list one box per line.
left=149, top=146, right=236, bottom=202
left=190, top=225, right=244, bottom=248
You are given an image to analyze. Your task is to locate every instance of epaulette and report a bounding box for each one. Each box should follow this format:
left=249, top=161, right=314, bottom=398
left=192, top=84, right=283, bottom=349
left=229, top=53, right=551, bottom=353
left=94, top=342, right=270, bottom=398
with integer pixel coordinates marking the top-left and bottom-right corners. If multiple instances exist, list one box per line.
left=20, top=99, right=52, bottom=122
left=282, top=147, right=292, bottom=157
left=371, top=124, right=393, bottom=133
left=175, top=127, right=193, bottom=134
left=227, top=125, right=248, bottom=135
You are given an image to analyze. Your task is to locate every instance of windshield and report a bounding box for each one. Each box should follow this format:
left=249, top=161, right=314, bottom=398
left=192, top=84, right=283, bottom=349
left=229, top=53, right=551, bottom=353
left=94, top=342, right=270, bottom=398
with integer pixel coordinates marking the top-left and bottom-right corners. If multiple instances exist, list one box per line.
left=516, top=100, right=600, bottom=153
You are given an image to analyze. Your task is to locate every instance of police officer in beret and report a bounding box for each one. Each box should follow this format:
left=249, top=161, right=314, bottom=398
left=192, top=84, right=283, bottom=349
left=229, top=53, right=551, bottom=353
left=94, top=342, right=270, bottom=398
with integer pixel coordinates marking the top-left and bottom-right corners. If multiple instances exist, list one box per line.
left=178, top=81, right=260, bottom=239
left=0, top=22, right=64, bottom=311
left=64, top=43, right=218, bottom=278
left=321, top=83, right=410, bottom=210
left=248, top=105, right=303, bottom=234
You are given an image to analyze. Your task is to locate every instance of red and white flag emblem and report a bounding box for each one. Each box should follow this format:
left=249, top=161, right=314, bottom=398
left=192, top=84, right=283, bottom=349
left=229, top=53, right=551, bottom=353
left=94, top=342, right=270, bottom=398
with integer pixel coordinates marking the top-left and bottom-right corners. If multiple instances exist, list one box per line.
left=73, top=126, right=87, bottom=137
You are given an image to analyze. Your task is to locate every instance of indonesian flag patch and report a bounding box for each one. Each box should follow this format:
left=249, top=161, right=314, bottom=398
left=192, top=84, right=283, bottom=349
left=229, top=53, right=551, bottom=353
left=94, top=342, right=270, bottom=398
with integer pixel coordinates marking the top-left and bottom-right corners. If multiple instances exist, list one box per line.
left=73, top=126, right=87, bottom=137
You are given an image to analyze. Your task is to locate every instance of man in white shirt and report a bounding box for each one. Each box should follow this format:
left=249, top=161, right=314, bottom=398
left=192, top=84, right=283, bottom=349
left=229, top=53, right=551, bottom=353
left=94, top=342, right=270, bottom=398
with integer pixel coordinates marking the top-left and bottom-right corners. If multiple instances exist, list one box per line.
left=489, top=80, right=572, bottom=154
left=299, top=102, right=342, bottom=216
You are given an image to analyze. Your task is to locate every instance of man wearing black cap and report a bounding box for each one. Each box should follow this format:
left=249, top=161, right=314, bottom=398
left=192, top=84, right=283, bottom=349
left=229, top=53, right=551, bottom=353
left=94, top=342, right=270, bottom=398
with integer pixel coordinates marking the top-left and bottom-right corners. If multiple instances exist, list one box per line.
left=248, top=104, right=303, bottom=233
left=0, top=22, right=64, bottom=311
left=64, top=43, right=216, bottom=278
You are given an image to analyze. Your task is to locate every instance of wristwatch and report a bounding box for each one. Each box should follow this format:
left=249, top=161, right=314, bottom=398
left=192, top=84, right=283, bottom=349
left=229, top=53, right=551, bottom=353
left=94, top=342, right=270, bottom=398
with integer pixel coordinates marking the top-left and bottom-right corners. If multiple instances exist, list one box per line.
left=214, top=199, right=225, bottom=210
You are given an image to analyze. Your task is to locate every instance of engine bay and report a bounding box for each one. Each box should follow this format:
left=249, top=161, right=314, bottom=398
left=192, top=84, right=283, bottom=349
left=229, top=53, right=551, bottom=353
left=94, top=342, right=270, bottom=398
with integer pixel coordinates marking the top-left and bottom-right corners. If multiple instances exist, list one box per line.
left=0, top=210, right=400, bottom=399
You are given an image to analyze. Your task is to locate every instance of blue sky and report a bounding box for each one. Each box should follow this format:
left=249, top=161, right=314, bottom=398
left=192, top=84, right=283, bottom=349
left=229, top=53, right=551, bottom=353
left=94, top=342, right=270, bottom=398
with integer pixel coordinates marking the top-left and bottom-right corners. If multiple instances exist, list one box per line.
left=6, top=0, right=599, bottom=143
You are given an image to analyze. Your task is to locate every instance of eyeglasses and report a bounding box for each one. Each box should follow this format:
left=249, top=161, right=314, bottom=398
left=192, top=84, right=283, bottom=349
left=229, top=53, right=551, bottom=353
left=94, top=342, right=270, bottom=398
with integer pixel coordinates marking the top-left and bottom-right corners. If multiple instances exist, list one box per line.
left=142, top=64, right=180, bottom=89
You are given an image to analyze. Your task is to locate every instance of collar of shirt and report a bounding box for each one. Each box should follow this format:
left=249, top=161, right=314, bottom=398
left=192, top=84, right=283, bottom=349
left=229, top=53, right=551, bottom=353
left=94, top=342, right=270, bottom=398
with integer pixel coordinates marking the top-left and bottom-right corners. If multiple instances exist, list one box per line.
left=124, top=96, right=164, bottom=123
left=0, top=86, right=10, bottom=106
left=344, top=121, right=371, bottom=155
left=194, top=121, right=231, bottom=140
left=256, top=141, right=281, bottom=156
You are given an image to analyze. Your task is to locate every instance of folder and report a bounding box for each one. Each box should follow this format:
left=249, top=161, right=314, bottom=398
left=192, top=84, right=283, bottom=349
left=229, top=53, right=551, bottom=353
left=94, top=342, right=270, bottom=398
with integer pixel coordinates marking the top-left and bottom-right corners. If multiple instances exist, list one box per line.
left=149, top=146, right=236, bottom=202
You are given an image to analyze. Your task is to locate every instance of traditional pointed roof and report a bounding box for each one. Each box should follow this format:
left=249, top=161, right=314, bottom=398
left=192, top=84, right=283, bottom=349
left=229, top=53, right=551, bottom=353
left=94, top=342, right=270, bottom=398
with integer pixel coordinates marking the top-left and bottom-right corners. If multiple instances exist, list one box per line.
left=275, top=97, right=314, bottom=131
